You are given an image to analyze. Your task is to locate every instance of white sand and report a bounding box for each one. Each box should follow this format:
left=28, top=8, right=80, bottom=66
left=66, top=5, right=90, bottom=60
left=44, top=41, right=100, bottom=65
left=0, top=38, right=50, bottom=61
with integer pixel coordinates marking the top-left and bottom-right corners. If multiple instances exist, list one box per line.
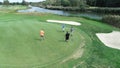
left=96, top=31, right=120, bottom=50
left=47, top=20, right=81, bottom=26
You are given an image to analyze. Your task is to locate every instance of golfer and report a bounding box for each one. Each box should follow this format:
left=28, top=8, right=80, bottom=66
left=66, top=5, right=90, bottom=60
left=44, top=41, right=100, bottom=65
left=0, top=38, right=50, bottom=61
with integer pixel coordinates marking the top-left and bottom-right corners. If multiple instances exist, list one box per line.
left=65, top=31, right=70, bottom=42
left=62, top=24, right=65, bottom=32
left=40, top=29, right=45, bottom=40
left=70, top=26, right=74, bottom=36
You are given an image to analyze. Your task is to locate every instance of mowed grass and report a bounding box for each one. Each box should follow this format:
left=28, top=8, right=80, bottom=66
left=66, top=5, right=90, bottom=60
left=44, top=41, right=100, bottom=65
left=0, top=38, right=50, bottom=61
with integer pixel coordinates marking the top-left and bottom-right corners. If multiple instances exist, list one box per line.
left=0, top=12, right=87, bottom=68
left=0, top=6, right=120, bottom=68
left=33, top=13, right=120, bottom=68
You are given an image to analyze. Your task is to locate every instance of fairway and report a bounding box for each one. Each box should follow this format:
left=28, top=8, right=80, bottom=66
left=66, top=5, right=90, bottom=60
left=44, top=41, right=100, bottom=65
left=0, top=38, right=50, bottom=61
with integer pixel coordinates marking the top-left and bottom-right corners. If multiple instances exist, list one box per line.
left=0, top=13, right=89, bottom=68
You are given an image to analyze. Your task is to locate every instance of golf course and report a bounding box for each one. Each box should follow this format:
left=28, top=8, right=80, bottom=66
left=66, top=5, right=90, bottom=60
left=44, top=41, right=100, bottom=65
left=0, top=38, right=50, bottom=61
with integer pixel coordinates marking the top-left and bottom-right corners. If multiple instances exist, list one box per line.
left=0, top=6, right=120, bottom=68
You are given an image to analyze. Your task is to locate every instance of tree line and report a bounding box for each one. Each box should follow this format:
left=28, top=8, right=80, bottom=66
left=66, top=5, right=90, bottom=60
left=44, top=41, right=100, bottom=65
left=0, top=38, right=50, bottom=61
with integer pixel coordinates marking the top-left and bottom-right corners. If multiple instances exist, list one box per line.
left=86, top=0, right=120, bottom=7
left=42, top=0, right=86, bottom=7
left=0, top=0, right=30, bottom=5
left=44, top=0, right=120, bottom=7
left=1, top=0, right=120, bottom=7
left=43, top=0, right=120, bottom=7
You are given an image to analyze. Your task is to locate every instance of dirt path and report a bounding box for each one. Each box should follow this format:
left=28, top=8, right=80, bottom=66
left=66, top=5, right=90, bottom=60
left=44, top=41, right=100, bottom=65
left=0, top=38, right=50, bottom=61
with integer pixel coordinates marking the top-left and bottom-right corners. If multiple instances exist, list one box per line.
left=61, top=35, right=85, bottom=63
left=61, top=43, right=85, bottom=63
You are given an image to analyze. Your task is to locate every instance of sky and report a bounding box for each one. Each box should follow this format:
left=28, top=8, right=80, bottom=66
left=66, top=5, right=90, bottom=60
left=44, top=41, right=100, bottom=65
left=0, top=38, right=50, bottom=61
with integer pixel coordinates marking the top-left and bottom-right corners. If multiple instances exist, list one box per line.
left=0, top=0, right=45, bottom=3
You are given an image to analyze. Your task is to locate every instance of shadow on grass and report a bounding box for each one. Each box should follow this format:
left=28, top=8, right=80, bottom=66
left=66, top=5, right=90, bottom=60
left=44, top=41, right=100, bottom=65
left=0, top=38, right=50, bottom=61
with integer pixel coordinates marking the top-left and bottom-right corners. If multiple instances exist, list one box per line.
left=35, top=38, right=44, bottom=41
left=58, top=40, right=66, bottom=42
left=57, top=30, right=64, bottom=32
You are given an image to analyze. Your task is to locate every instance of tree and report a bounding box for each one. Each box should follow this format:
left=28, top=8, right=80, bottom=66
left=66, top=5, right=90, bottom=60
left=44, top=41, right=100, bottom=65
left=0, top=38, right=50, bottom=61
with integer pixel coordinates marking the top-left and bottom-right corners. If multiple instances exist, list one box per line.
left=86, top=0, right=96, bottom=6
left=105, top=0, right=120, bottom=7
left=45, top=0, right=56, bottom=6
left=3, top=0, right=9, bottom=5
left=0, top=2, right=2, bottom=5
left=77, top=0, right=86, bottom=7
left=86, top=0, right=120, bottom=7
left=61, top=0, right=70, bottom=7
left=22, top=0, right=28, bottom=5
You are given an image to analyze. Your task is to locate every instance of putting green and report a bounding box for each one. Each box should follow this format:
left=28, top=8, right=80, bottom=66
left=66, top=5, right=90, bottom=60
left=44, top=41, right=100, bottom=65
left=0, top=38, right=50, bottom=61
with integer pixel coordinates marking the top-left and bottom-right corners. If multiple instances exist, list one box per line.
left=0, top=13, right=91, bottom=68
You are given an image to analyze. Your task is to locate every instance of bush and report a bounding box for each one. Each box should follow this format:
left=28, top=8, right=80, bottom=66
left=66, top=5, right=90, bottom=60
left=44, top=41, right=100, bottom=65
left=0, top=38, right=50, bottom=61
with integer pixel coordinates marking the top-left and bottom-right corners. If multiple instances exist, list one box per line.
left=87, top=7, right=120, bottom=14
left=102, top=15, right=120, bottom=28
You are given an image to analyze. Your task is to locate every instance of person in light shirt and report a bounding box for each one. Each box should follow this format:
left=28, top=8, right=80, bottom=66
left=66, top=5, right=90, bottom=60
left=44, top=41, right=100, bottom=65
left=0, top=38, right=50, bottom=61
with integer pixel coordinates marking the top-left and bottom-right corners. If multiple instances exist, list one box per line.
left=62, top=24, right=65, bottom=32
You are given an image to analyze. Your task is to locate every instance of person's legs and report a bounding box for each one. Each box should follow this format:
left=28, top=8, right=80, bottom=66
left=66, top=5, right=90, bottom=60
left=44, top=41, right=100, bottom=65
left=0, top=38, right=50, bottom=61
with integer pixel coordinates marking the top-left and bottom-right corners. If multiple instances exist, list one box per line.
left=62, top=28, right=65, bottom=32
left=65, top=37, right=69, bottom=42
left=40, top=35, right=44, bottom=40
left=65, top=37, right=67, bottom=41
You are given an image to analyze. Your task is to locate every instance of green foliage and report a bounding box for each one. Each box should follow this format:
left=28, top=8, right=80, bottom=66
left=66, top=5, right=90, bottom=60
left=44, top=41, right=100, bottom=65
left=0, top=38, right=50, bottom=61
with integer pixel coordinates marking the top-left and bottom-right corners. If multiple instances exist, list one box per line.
left=61, top=0, right=70, bottom=7
left=0, top=5, right=27, bottom=13
left=3, top=0, right=9, bottom=5
left=21, top=0, right=28, bottom=5
left=86, top=7, right=120, bottom=14
left=86, top=0, right=120, bottom=7
left=102, top=15, right=120, bottom=28
left=45, top=0, right=87, bottom=8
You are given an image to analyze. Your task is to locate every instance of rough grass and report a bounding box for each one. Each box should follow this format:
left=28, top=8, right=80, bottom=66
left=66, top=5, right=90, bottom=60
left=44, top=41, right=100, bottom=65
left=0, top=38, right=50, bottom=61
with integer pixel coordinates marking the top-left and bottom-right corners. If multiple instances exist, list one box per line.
left=102, top=15, right=120, bottom=28
left=0, top=5, right=27, bottom=13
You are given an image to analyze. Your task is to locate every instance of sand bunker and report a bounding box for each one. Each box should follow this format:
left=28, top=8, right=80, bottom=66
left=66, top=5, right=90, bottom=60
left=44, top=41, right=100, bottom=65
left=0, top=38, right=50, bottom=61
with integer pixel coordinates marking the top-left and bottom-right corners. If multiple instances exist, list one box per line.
left=47, top=20, right=81, bottom=26
left=96, top=31, right=120, bottom=50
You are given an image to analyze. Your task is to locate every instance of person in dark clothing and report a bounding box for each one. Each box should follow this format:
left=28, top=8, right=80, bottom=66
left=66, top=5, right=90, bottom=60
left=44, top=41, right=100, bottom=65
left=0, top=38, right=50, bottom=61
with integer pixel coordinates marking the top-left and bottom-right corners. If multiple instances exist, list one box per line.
left=65, top=31, right=70, bottom=42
